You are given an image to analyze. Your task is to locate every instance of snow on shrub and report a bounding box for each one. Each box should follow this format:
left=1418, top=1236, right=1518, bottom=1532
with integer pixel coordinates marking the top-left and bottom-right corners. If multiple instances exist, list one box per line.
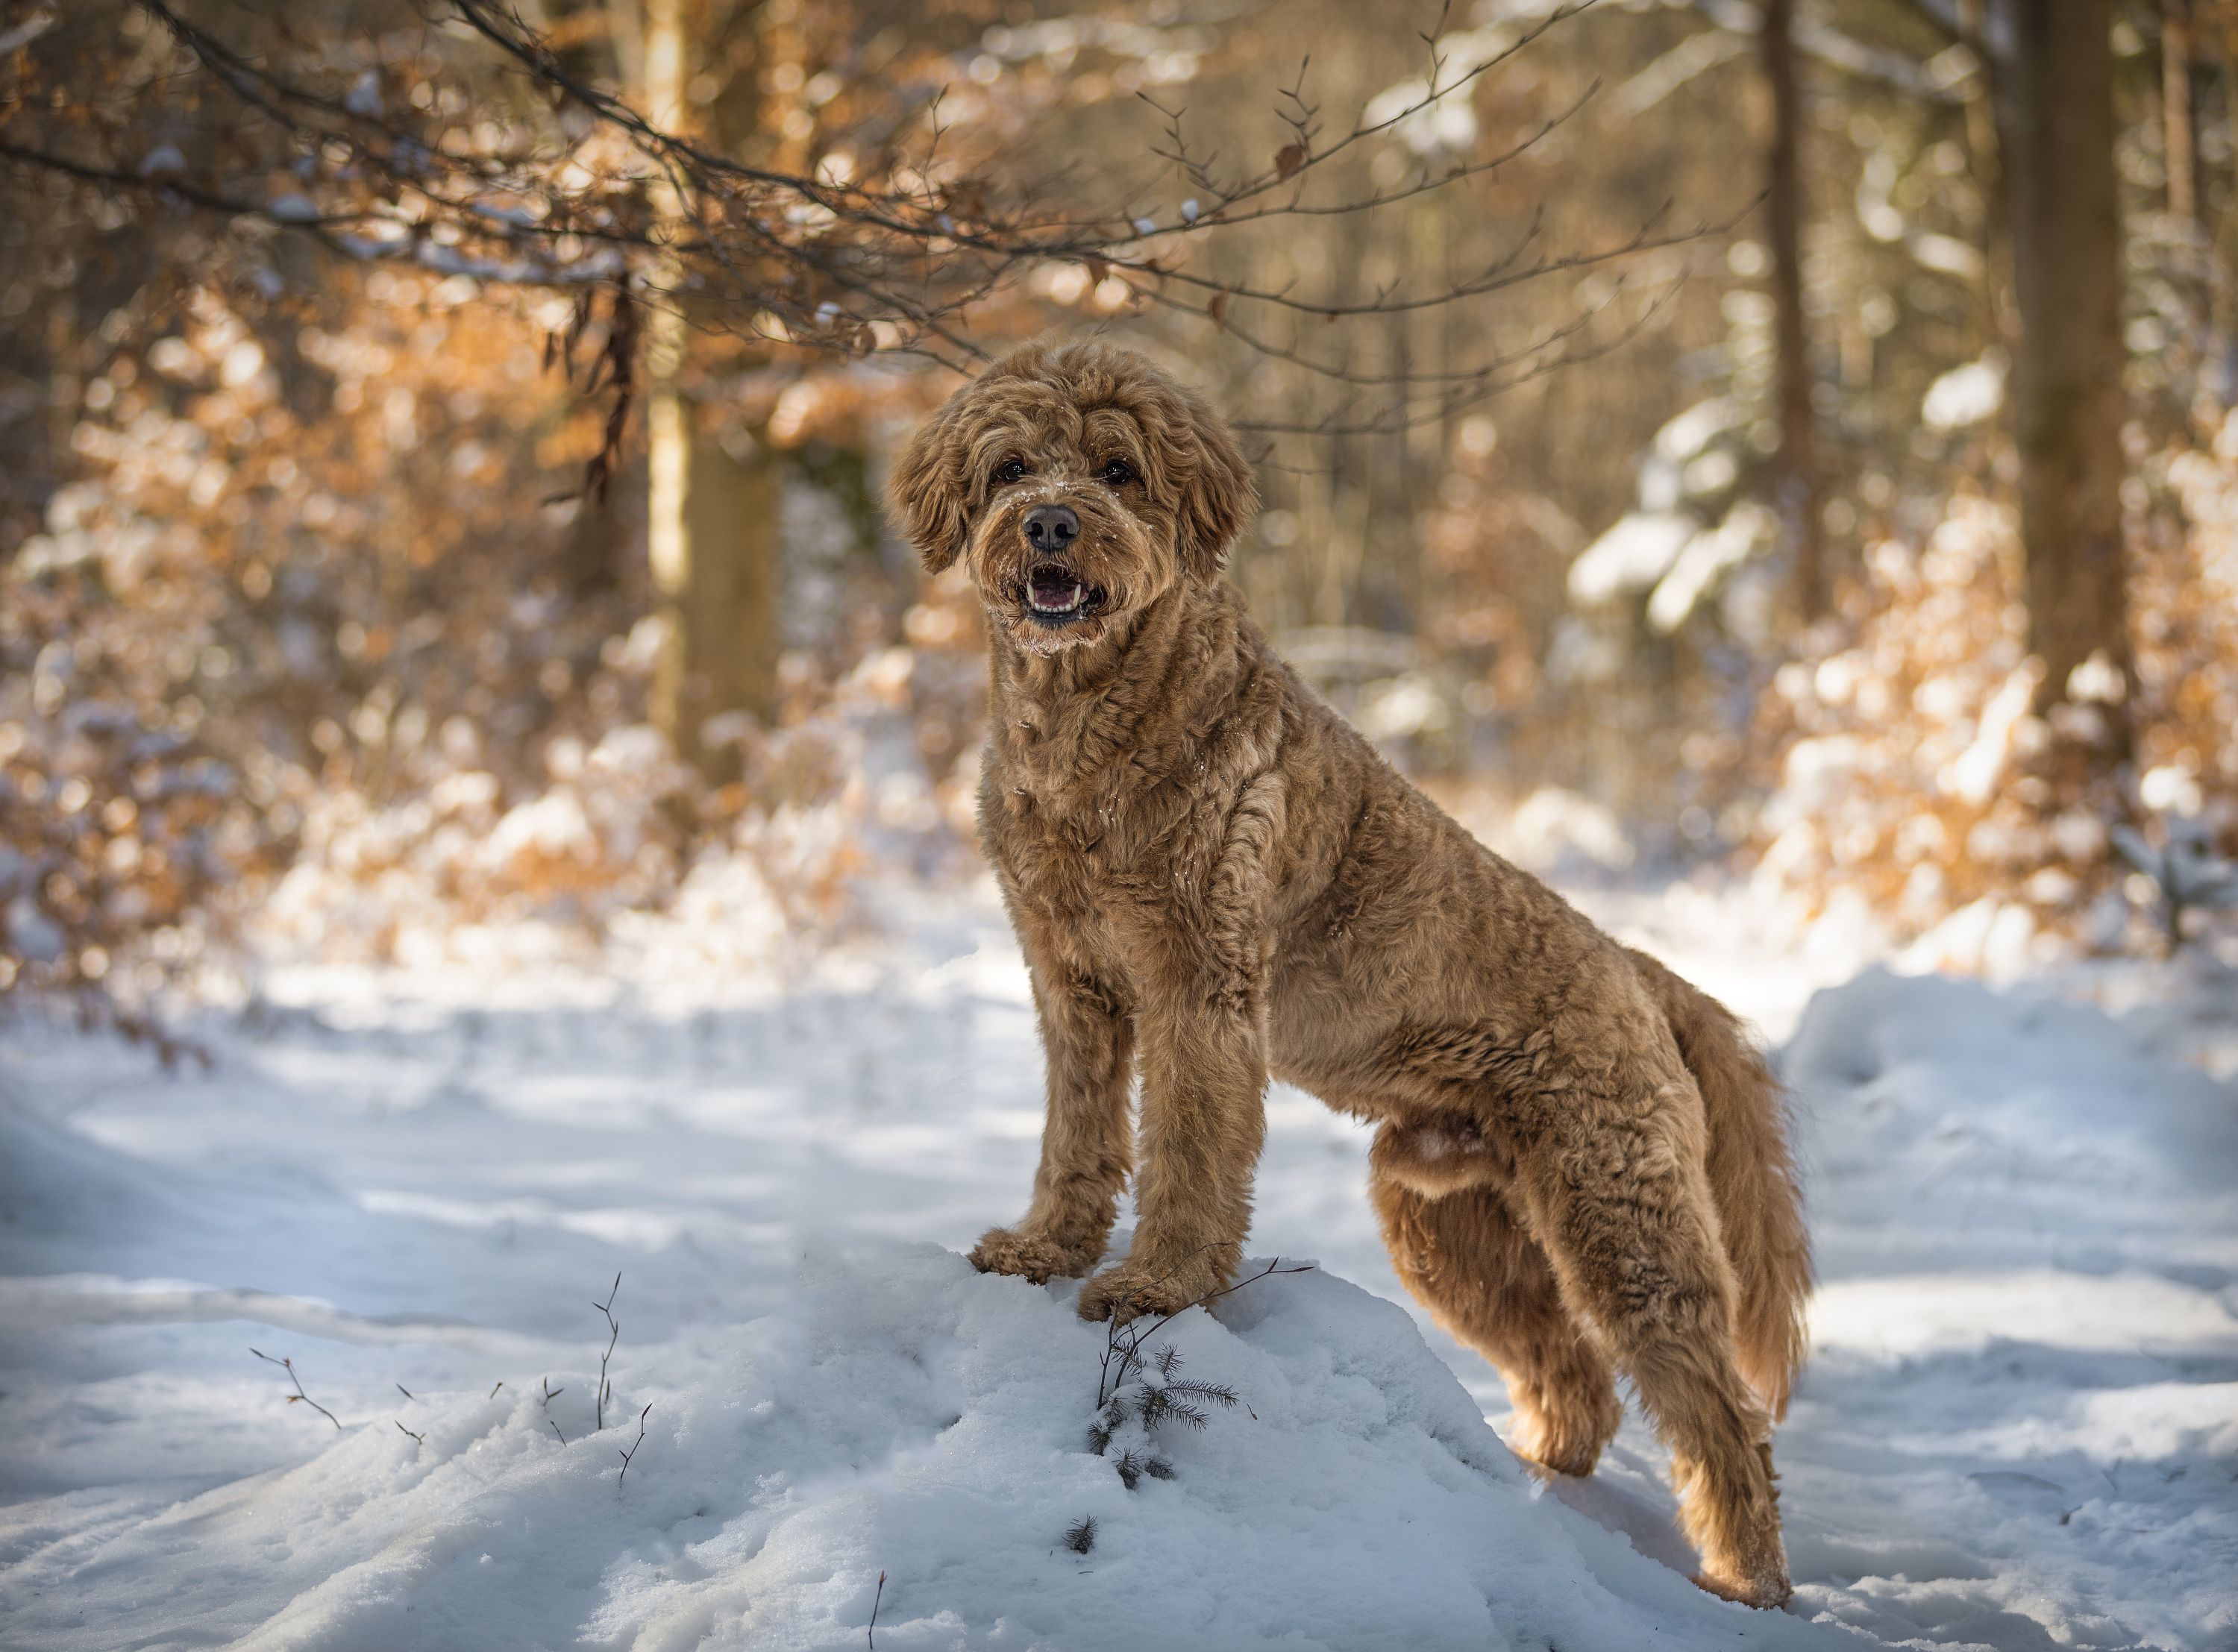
left=1752, top=483, right=2238, bottom=962
left=254, top=662, right=955, bottom=981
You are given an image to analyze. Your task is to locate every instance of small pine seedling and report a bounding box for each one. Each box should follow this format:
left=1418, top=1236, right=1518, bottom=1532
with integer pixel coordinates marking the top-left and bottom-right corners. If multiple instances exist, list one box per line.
left=1064, top=1516, right=1097, bottom=1554
left=1135, top=1345, right=1238, bottom=1433
left=1088, top=1344, right=1238, bottom=1483
left=1110, top=1448, right=1175, bottom=1489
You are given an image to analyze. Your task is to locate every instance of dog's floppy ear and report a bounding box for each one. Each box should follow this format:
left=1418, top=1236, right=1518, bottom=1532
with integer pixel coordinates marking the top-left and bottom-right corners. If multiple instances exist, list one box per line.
left=1173, top=389, right=1258, bottom=582
left=888, top=400, right=970, bottom=574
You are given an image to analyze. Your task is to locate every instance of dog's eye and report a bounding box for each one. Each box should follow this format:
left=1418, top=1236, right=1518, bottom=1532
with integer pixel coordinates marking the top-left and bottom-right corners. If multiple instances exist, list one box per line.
left=1099, top=458, right=1136, bottom=487
left=993, top=457, right=1029, bottom=486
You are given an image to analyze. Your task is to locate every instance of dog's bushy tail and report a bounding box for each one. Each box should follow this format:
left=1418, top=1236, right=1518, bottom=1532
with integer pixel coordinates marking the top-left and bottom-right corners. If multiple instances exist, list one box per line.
left=1624, top=947, right=1812, bottom=1419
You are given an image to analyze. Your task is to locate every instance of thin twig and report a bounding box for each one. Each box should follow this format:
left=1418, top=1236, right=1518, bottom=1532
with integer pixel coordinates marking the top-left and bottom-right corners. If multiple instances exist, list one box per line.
left=251, top=1348, right=343, bottom=1431
left=867, top=1570, right=886, bottom=1648
left=616, top=1402, right=651, bottom=1486
left=593, top=1272, right=621, bottom=1431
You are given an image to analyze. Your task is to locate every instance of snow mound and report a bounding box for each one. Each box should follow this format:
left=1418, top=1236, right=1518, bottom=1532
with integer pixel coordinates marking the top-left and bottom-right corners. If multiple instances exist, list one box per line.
left=1777, top=967, right=2238, bottom=1652
left=1786, top=966, right=2238, bottom=1254
left=1, top=1243, right=1852, bottom=1651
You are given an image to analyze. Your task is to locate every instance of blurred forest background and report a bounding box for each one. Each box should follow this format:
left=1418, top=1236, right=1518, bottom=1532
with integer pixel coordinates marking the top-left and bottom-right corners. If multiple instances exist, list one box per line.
left=4, top=0, right=2237, bottom=1020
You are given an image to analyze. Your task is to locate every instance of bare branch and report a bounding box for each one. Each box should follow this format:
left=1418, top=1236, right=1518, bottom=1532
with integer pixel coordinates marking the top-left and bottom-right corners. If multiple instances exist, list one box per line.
left=0, top=0, right=1725, bottom=443
left=593, top=1272, right=621, bottom=1431
left=616, top=1401, right=651, bottom=1486
left=251, top=1348, right=343, bottom=1431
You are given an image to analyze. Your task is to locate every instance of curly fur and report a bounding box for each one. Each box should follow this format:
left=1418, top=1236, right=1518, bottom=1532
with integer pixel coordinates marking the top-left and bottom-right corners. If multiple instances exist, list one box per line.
left=890, top=339, right=1812, bottom=1608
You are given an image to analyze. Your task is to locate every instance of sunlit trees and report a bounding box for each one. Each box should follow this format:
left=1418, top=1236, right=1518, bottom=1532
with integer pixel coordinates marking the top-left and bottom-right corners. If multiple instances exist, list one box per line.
left=4, top=0, right=1708, bottom=1002
left=4, top=0, right=2234, bottom=1003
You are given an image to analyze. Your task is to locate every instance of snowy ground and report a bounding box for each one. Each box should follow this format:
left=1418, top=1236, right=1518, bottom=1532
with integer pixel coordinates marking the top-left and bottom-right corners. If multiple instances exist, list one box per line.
left=1, top=876, right=2234, bottom=1650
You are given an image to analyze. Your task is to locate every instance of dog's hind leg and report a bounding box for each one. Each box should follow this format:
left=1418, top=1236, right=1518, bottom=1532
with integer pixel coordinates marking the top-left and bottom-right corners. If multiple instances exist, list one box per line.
left=1369, top=1122, right=1621, bottom=1477
left=1622, top=946, right=1811, bottom=1419
left=1505, top=1067, right=1790, bottom=1609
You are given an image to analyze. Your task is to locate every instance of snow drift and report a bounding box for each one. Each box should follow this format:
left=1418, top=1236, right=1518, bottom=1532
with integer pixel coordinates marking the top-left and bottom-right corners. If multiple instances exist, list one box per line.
left=0, top=1235, right=1852, bottom=1651
left=1776, top=966, right=2238, bottom=1651
left=5, top=892, right=2235, bottom=1651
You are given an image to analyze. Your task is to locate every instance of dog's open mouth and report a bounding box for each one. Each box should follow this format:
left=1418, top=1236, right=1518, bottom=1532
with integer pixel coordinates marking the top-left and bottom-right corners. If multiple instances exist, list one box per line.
left=1021, top=563, right=1102, bottom=626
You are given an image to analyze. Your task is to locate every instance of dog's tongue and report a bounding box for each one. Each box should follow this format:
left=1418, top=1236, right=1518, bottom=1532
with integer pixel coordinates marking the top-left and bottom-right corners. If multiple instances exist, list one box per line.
left=1029, top=568, right=1084, bottom=610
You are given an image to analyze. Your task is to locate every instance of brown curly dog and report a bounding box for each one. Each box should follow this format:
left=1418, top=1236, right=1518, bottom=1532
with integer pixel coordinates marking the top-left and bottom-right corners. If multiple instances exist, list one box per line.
left=889, top=339, right=1812, bottom=1609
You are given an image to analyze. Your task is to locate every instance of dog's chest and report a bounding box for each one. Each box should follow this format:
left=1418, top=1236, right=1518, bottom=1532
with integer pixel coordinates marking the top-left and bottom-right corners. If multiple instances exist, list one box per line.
left=985, top=756, right=1206, bottom=915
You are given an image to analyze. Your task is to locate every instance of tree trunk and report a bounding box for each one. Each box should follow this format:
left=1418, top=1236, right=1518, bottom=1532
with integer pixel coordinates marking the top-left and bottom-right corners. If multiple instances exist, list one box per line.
left=642, top=0, right=780, bottom=777
left=1764, top=0, right=1823, bottom=618
left=2166, top=0, right=2198, bottom=223
left=1955, top=0, right=2016, bottom=344
left=2003, top=0, right=2130, bottom=756
left=2215, top=8, right=2238, bottom=406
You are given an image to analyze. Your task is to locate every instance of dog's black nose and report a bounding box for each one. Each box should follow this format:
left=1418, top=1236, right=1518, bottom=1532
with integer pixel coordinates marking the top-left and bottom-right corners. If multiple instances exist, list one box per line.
left=1023, top=504, right=1079, bottom=552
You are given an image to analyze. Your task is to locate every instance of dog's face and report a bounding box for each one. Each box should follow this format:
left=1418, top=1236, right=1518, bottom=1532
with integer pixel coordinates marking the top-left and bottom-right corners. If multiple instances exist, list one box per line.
left=888, top=342, right=1256, bottom=654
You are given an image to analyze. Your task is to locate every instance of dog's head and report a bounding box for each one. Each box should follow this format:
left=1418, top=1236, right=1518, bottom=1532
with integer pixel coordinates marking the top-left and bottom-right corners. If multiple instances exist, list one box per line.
left=888, top=340, right=1256, bottom=653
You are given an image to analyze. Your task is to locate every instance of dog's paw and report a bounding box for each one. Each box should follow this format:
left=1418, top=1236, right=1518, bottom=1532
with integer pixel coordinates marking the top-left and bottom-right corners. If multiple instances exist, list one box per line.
left=1691, top=1564, right=1793, bottom=1612
left=968, top=1226, right=1100, bottom=1284
left=1511, top=1431, right=1605, bottom=1480
left=1508, top=1385, right=1621, bottom=1479
left=1692, top=1570, right=1793, bottom=1611
left=1075, top=1257, right=1224, bottom=1325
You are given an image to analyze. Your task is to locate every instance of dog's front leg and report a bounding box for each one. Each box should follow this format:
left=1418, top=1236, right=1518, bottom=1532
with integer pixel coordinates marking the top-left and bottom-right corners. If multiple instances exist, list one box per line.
left=969, top=935, right=1135, bottom=1284
left=1077, top=941, right=1268, bottom=1325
